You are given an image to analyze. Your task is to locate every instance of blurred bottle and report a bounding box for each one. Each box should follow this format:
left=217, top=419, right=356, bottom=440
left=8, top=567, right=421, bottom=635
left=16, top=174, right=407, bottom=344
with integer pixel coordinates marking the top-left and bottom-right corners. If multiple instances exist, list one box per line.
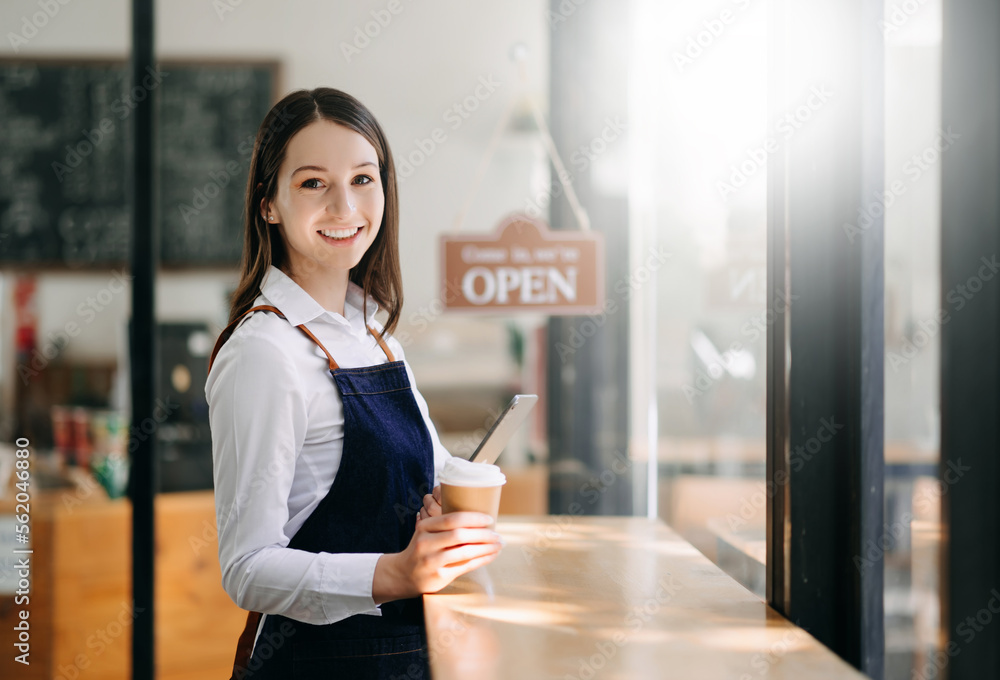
left=71, top=407, right=92, bottom=468
left=51, top=405, right=73, bottom=465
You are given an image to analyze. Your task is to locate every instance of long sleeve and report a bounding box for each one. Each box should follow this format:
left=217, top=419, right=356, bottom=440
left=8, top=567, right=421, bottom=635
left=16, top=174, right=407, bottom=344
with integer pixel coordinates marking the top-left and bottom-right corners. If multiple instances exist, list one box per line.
left=208, top=328, right=383, bottom=625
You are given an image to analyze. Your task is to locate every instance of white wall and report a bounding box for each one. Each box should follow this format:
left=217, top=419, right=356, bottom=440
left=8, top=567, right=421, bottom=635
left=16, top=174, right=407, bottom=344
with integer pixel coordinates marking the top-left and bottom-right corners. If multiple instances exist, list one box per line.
left=0, top=0, right=548, bottom=423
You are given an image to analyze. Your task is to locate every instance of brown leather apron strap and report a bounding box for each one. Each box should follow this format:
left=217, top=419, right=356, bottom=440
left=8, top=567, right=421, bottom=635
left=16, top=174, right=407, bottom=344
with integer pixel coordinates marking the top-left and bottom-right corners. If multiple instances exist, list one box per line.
left=229, top=610, right=262, bottom=680
left=209, top=302, right=398, bottom=373
left=367, top=325, right=396, bottom=362
left=209, top=305, right=285, bottom=373
left=294, top=324, right=339, bottom=370
left=209, top=304, right=342, bottom=372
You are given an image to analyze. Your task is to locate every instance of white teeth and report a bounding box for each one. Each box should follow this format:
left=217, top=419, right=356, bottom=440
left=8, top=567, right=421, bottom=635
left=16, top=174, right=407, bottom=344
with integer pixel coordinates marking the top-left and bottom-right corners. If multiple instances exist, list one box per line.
left=320, top=227, right=361, bottom=240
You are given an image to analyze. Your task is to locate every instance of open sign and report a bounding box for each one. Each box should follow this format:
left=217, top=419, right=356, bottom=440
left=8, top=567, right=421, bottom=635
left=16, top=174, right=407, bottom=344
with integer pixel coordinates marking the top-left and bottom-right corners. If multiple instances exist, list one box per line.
left=441, top=214, right=604, bottom=314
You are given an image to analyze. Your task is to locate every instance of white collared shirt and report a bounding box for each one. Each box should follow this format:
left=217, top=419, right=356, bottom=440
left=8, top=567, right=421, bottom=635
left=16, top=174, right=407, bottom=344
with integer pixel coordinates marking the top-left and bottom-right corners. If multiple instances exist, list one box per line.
left=206, top=265, right=451, bottom=627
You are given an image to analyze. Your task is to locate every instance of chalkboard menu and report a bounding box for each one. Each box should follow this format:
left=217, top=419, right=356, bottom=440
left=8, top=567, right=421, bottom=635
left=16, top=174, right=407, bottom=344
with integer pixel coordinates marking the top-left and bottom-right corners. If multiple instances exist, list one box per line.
left=0, top=59, right=278, bottom=268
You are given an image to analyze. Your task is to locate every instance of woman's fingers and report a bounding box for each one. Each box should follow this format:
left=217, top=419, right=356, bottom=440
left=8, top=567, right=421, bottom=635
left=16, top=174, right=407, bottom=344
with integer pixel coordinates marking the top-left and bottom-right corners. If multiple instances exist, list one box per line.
left=413, top=527, right=501, bottom=559
left=401, top=510, right=503, bottom=594
left=421, top=490, right=443, bottom=519
left=438, top=541, right=502, bottom=568
left=439, top=551, right=501, bottom=578
left=411, top=537, right=502, bottom=590
left=418, top=524, right=500, bottom=546
left=419, top=511, right=494, bottom=532
left=438, top=545, right=500, bottom=581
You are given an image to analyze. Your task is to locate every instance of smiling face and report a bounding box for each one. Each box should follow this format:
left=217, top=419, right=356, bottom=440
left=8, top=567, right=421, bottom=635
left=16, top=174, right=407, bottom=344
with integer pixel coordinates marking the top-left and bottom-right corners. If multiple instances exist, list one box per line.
left=262, top=120, right=384, bottom=284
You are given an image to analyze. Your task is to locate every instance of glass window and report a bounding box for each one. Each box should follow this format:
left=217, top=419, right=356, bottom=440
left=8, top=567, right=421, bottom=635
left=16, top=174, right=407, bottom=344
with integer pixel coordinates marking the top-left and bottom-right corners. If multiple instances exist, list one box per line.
left=883, top=0, right=944, bottom=677
left=631, top=0, right=769, bottom=596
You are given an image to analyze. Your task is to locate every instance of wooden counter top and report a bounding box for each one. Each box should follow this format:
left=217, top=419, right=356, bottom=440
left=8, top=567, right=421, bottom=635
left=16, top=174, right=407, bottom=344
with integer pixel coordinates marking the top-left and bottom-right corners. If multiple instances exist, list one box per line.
left=424, top=516, right=867, bottom=679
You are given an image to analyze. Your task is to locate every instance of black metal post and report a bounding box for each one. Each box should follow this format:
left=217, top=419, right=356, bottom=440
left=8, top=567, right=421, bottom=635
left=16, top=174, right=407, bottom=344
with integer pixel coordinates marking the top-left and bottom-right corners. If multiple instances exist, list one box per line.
left=941, top=1, right=1000, bottom=678
left=546, top=0, right=633, bottom=516
left=767, top=0, right=885, bottom=675
left=129, top=1, right=156, bottom=678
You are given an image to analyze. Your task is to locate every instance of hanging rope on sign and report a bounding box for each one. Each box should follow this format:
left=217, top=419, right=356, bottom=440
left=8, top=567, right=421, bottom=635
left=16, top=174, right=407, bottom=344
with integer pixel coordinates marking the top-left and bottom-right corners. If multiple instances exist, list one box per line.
left=452, top=43, right=591, bottom=233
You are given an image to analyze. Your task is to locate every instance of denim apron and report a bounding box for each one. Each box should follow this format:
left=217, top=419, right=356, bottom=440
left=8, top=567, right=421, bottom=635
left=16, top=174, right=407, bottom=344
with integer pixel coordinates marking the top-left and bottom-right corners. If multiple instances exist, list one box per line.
left=210, top=305, right=434, bottom=680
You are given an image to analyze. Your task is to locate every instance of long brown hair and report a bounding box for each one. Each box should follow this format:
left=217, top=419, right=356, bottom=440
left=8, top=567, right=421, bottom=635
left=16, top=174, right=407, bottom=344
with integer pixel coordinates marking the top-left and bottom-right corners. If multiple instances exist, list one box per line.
left=228, top=88, right=403, bottom=338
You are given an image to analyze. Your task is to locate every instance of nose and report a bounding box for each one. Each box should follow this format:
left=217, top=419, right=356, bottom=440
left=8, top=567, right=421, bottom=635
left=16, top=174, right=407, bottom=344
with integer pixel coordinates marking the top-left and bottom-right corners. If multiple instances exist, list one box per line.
left=327, top=184, right=356, bottom=217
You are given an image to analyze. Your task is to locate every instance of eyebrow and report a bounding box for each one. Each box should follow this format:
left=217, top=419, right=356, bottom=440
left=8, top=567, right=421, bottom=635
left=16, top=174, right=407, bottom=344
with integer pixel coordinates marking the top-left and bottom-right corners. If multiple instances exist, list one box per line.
left=291, top=162, right=377, bottom=176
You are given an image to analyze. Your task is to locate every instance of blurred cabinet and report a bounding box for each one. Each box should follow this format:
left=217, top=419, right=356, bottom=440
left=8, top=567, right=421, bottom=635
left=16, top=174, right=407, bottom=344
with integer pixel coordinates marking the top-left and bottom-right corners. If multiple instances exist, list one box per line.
left=0, top=488, right=244, bottom=680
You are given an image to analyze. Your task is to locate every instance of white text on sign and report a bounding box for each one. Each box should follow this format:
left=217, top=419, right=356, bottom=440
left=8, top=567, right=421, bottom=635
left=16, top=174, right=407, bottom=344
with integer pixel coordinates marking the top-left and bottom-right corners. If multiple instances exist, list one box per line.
left=441, top=214, right=604, bottom=315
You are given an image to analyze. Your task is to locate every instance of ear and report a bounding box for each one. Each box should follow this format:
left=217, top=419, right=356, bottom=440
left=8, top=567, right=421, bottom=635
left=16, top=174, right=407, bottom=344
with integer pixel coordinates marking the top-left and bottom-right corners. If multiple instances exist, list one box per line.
left=259, top=196, right=272, bottom=223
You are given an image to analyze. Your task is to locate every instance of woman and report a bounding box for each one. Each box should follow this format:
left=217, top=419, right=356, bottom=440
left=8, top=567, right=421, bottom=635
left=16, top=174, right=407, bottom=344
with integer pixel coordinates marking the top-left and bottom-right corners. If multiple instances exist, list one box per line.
left=206, top=88, right=503, bottom=679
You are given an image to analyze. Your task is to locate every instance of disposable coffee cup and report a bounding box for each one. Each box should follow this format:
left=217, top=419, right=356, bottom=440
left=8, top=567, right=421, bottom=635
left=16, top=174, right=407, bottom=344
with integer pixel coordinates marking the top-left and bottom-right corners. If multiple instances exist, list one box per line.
left=438, top=456, right=507, bottom=524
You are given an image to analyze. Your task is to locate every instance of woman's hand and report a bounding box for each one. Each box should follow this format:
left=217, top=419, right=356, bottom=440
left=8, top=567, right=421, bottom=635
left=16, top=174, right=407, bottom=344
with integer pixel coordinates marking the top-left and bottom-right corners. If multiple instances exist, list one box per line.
left=372, top=511, right=502, bottom=604
left=418, top=485, right=442, bottom=521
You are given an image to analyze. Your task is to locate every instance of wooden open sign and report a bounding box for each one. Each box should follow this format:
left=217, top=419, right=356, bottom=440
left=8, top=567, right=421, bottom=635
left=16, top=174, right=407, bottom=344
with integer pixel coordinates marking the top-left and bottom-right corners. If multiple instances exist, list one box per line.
left=441, top=214, right=605, bottom=314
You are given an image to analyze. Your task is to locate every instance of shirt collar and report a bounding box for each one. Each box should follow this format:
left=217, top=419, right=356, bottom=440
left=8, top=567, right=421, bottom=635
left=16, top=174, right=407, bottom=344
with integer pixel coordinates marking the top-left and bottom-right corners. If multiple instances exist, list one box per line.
left=259, top=265, right=379, bottom=328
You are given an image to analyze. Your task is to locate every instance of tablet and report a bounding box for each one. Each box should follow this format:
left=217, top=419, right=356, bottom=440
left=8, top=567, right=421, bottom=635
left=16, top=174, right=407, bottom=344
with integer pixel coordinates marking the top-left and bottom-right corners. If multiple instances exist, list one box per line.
left=467, top=394, right=539, bottom=465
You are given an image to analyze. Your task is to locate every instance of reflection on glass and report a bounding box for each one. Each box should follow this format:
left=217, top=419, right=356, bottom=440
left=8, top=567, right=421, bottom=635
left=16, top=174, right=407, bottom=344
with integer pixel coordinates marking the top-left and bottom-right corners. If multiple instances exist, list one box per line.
left=632, top=0, right=769, bottom=597
left=883, top=0, right=943, bottom=677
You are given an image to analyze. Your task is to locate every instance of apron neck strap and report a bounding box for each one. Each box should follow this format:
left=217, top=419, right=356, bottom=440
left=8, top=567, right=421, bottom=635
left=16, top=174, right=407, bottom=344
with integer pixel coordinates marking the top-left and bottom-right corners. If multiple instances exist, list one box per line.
left=209, top=305, right=396, bottom=373
left=209, top=305, right=285, bottom=373
left=294, top=323, right=339, bottom=371
left=367, top=325, right=397, bottom=363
